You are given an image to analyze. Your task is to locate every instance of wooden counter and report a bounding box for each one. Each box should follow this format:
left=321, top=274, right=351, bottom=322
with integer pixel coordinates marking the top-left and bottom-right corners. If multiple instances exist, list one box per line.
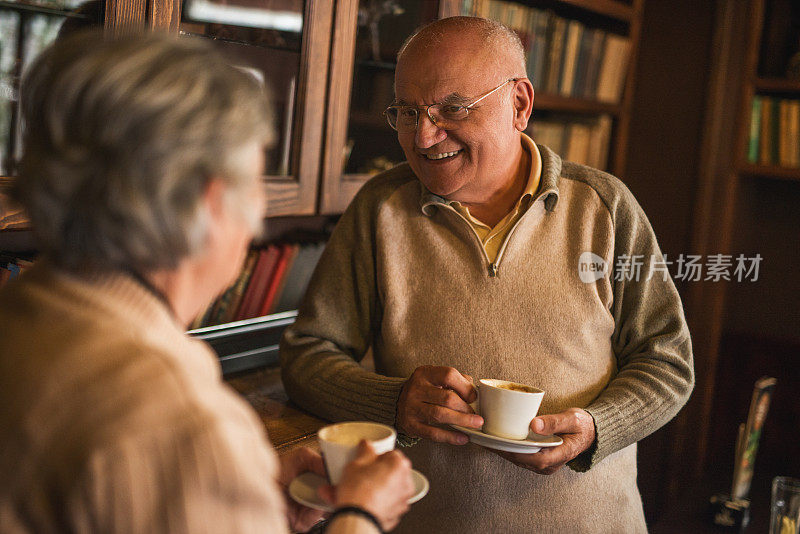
left=225, top=365, right=328, bottom=456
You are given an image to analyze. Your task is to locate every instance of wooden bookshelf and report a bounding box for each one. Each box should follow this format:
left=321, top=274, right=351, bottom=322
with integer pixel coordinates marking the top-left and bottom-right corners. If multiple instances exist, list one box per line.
left=753, top=76, right=800, bottom=93
left=666, top=0, right=800, bottom=520
left=738, top=162, right=800, bottom=182
left=534, top=92, right=622, bottom=115
left=555, top=0, right=634, bottom=22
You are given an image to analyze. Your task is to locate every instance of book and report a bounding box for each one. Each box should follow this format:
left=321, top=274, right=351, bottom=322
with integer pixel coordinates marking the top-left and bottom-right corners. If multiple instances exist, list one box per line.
left=258, top=242, right=299, bottom=317
left=545, top=17, right=567, bottom=94
left=220, top=249, right=259, bottom=324
left=209, top=249, right=258, bottom=325
left=789, top=99, right=800, bottom=168
left=273, top=241, right=326, bottom=313
left=596, top=33, right=631, bottom=103
left=759, top=97, right=772, bottom=164
left=559, top=20, right=582, bottom=97
left=770, top=96, right=781, bottom=166
left=531, top=9, right=551, bottom=90
left=571, top=26, right=595, bottom=97
left=587, top=114, right=613, bottom=170
left=583, top=30, right=606, bottom=100
left=532, top=120, right=567, bottom=156
left=565, top=121, right=592, bottom=165
left=235, top=245, right=280, bottom=321
left=747, top=95, right=761, bottom=163
left=778, top=99, right=791, bottom=167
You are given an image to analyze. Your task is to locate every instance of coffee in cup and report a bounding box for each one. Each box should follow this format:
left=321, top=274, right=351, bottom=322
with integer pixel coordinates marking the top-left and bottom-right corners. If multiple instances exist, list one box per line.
left=478, top=379, right=544, bottom=440
left=317, top=421, right=397, bottom=484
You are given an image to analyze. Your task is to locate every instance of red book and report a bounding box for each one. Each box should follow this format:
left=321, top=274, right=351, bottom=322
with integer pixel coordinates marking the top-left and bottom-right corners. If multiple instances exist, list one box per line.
left=258, top=243, right=299, bottom=317
left=235, top=246, right=280, bottom=320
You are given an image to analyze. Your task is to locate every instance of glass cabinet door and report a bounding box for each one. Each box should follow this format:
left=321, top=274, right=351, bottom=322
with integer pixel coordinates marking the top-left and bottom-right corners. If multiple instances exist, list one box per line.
left=319, top=0, right=451, bottom=214
left=0, top=0, right=104, bottom=178
left=180, top=0, right=332, bottom=216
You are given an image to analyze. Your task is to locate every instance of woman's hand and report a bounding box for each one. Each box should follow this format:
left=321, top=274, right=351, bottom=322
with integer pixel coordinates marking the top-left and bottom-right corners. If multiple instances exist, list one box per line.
left=319, top=441, right=415, bottom=531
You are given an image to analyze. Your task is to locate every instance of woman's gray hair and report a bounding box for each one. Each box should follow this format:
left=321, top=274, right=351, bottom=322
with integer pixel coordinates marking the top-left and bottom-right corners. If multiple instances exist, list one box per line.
left=16, top=31, right=273, bottom=273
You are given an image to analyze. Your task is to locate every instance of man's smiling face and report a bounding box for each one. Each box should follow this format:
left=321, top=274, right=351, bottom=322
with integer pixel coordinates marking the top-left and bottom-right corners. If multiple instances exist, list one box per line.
left=394, top=33, right=522, bottom=203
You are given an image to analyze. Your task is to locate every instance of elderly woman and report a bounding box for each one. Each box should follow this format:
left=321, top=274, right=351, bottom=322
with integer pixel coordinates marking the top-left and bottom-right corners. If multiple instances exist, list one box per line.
left=0, top=33, right=413, bottom=533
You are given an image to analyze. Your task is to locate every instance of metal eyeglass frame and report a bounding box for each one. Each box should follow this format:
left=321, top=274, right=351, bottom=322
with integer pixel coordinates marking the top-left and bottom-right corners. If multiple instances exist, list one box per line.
left=384, top=77, right=521, bottom=132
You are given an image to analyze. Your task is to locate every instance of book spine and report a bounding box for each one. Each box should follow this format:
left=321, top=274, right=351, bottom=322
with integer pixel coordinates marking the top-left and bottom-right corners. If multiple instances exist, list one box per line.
left=748, top=95, right=761, bottom=164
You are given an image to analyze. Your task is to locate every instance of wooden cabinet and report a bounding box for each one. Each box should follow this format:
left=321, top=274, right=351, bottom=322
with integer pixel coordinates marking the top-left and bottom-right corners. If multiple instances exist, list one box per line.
left=1, top=0, right=645, bottom=224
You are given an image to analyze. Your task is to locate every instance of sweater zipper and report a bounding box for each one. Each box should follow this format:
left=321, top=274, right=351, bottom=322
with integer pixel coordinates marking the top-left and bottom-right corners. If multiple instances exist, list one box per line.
left=440, top=195, right=545, bottom=278
left=441, top=206, right=495, bottom=276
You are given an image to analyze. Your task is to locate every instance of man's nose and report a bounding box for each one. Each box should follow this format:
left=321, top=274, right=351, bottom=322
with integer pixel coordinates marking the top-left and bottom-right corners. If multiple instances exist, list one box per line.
left=415, top=113, right=447, bottom=149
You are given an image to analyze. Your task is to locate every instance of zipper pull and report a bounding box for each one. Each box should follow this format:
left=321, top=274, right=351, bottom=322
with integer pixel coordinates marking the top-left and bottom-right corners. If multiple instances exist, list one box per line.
left=488, top=263, right=498, bottom=277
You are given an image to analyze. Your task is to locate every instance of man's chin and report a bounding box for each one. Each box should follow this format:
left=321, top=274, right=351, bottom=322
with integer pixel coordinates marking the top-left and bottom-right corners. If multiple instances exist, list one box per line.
left=419, top=178, right=463, bottom=198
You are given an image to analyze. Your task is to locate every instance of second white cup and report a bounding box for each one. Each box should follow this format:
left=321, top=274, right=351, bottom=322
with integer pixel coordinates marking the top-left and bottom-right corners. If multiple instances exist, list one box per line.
left=317, top=421, right=397, bottom=484
left=478, top=379, right=545, bottom=440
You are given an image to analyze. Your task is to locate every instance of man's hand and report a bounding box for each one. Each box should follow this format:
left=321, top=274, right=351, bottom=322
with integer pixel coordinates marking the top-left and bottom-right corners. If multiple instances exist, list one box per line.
left=396, top=365, right=483, bottom=445
left=497, top=408, right=596, bottom=475
left=319, top=441, right=415, bottom=532
left=277, top=447, right=329, bottom=532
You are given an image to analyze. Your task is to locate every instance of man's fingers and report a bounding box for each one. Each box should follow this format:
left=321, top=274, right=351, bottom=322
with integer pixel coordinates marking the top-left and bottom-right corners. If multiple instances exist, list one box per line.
left=424, top=387, right=476, bottom=414
left=404, top=418, right=470, bottom=445
left=420, top=366, right=477, bottom=403
left=423, top=403, right=483, bottom=429
left=530, top=409, right=585, bottom=435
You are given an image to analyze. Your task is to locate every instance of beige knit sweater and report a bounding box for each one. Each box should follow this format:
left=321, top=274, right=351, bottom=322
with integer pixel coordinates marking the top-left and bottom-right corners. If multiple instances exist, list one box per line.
left=281, top=144, right=694, bottom=533
left=0, top=265, right=383, bottom=534
left=0, top=264, right=290, bottom=532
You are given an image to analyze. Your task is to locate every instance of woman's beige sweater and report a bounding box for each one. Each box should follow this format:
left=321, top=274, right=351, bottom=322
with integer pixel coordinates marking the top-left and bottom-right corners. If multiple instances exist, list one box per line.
left=0, top=265, right=291, bottom=533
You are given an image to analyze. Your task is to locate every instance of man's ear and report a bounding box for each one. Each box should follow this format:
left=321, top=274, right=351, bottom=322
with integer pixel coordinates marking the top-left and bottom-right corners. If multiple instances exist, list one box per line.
left=512, top=78, right=535, bottom=132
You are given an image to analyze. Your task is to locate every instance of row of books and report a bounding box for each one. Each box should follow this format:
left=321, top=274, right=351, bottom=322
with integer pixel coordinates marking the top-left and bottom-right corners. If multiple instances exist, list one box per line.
left=459, top=0, right=632, bottom=103
left=0, top=255, right=32, bottom=289
left=531, top=114, right=612, bottom=170
left=747, top=95, right=800, bottom=168
left=189, top=241, right=325, bottom=330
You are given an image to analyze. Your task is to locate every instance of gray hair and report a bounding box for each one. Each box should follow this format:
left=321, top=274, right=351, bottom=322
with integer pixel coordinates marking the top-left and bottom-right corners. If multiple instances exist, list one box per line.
left=397, top=16, right=527, bottom=77
left=16, top=31, right=273, bottom=273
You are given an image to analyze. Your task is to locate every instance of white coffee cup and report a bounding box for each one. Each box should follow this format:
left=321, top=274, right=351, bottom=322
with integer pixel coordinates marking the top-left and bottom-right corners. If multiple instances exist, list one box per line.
left=478, top=379, right=545, bottom=440
left=317, top=421, right=397, bottom=485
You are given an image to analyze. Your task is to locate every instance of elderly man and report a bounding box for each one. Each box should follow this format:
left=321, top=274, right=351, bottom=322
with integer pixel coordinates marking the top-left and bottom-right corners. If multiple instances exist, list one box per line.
left=0, top=32, right=414, bottom=533
left=281, top=16, right=694, bottom=533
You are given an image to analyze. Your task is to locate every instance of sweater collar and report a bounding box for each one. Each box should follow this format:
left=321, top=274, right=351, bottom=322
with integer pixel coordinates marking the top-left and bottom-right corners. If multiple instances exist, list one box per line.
left=419, top=141, right=561, bottom=216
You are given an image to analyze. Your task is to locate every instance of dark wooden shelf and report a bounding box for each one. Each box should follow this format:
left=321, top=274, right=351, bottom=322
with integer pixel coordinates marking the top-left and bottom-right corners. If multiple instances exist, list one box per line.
left=752, top=77, right=800, bottom=94
left=558, top=0, right=634, bottom=22
left=738, top=162, right=800, bottom=182
left=534, top=92, right=621, bottom=115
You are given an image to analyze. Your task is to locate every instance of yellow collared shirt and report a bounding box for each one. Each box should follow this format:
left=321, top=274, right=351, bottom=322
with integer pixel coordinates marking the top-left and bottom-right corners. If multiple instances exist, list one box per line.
left=452, top=134, right=542, bottom=263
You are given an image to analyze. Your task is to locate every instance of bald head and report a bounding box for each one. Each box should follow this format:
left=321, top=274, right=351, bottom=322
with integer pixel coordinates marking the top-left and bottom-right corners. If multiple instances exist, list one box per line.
left=398, top=16, right=527, bottom=79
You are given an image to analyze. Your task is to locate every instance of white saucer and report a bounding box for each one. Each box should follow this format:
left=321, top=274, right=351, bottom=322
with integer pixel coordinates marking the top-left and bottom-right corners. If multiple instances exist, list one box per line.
left=288, top=469, right=429, bottom=513
left=450, top=424, right=563, bottom=454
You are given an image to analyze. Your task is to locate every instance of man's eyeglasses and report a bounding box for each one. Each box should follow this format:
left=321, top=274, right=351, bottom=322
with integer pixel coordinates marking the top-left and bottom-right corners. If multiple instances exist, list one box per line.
left=384, top=78, right=520, bottom=132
